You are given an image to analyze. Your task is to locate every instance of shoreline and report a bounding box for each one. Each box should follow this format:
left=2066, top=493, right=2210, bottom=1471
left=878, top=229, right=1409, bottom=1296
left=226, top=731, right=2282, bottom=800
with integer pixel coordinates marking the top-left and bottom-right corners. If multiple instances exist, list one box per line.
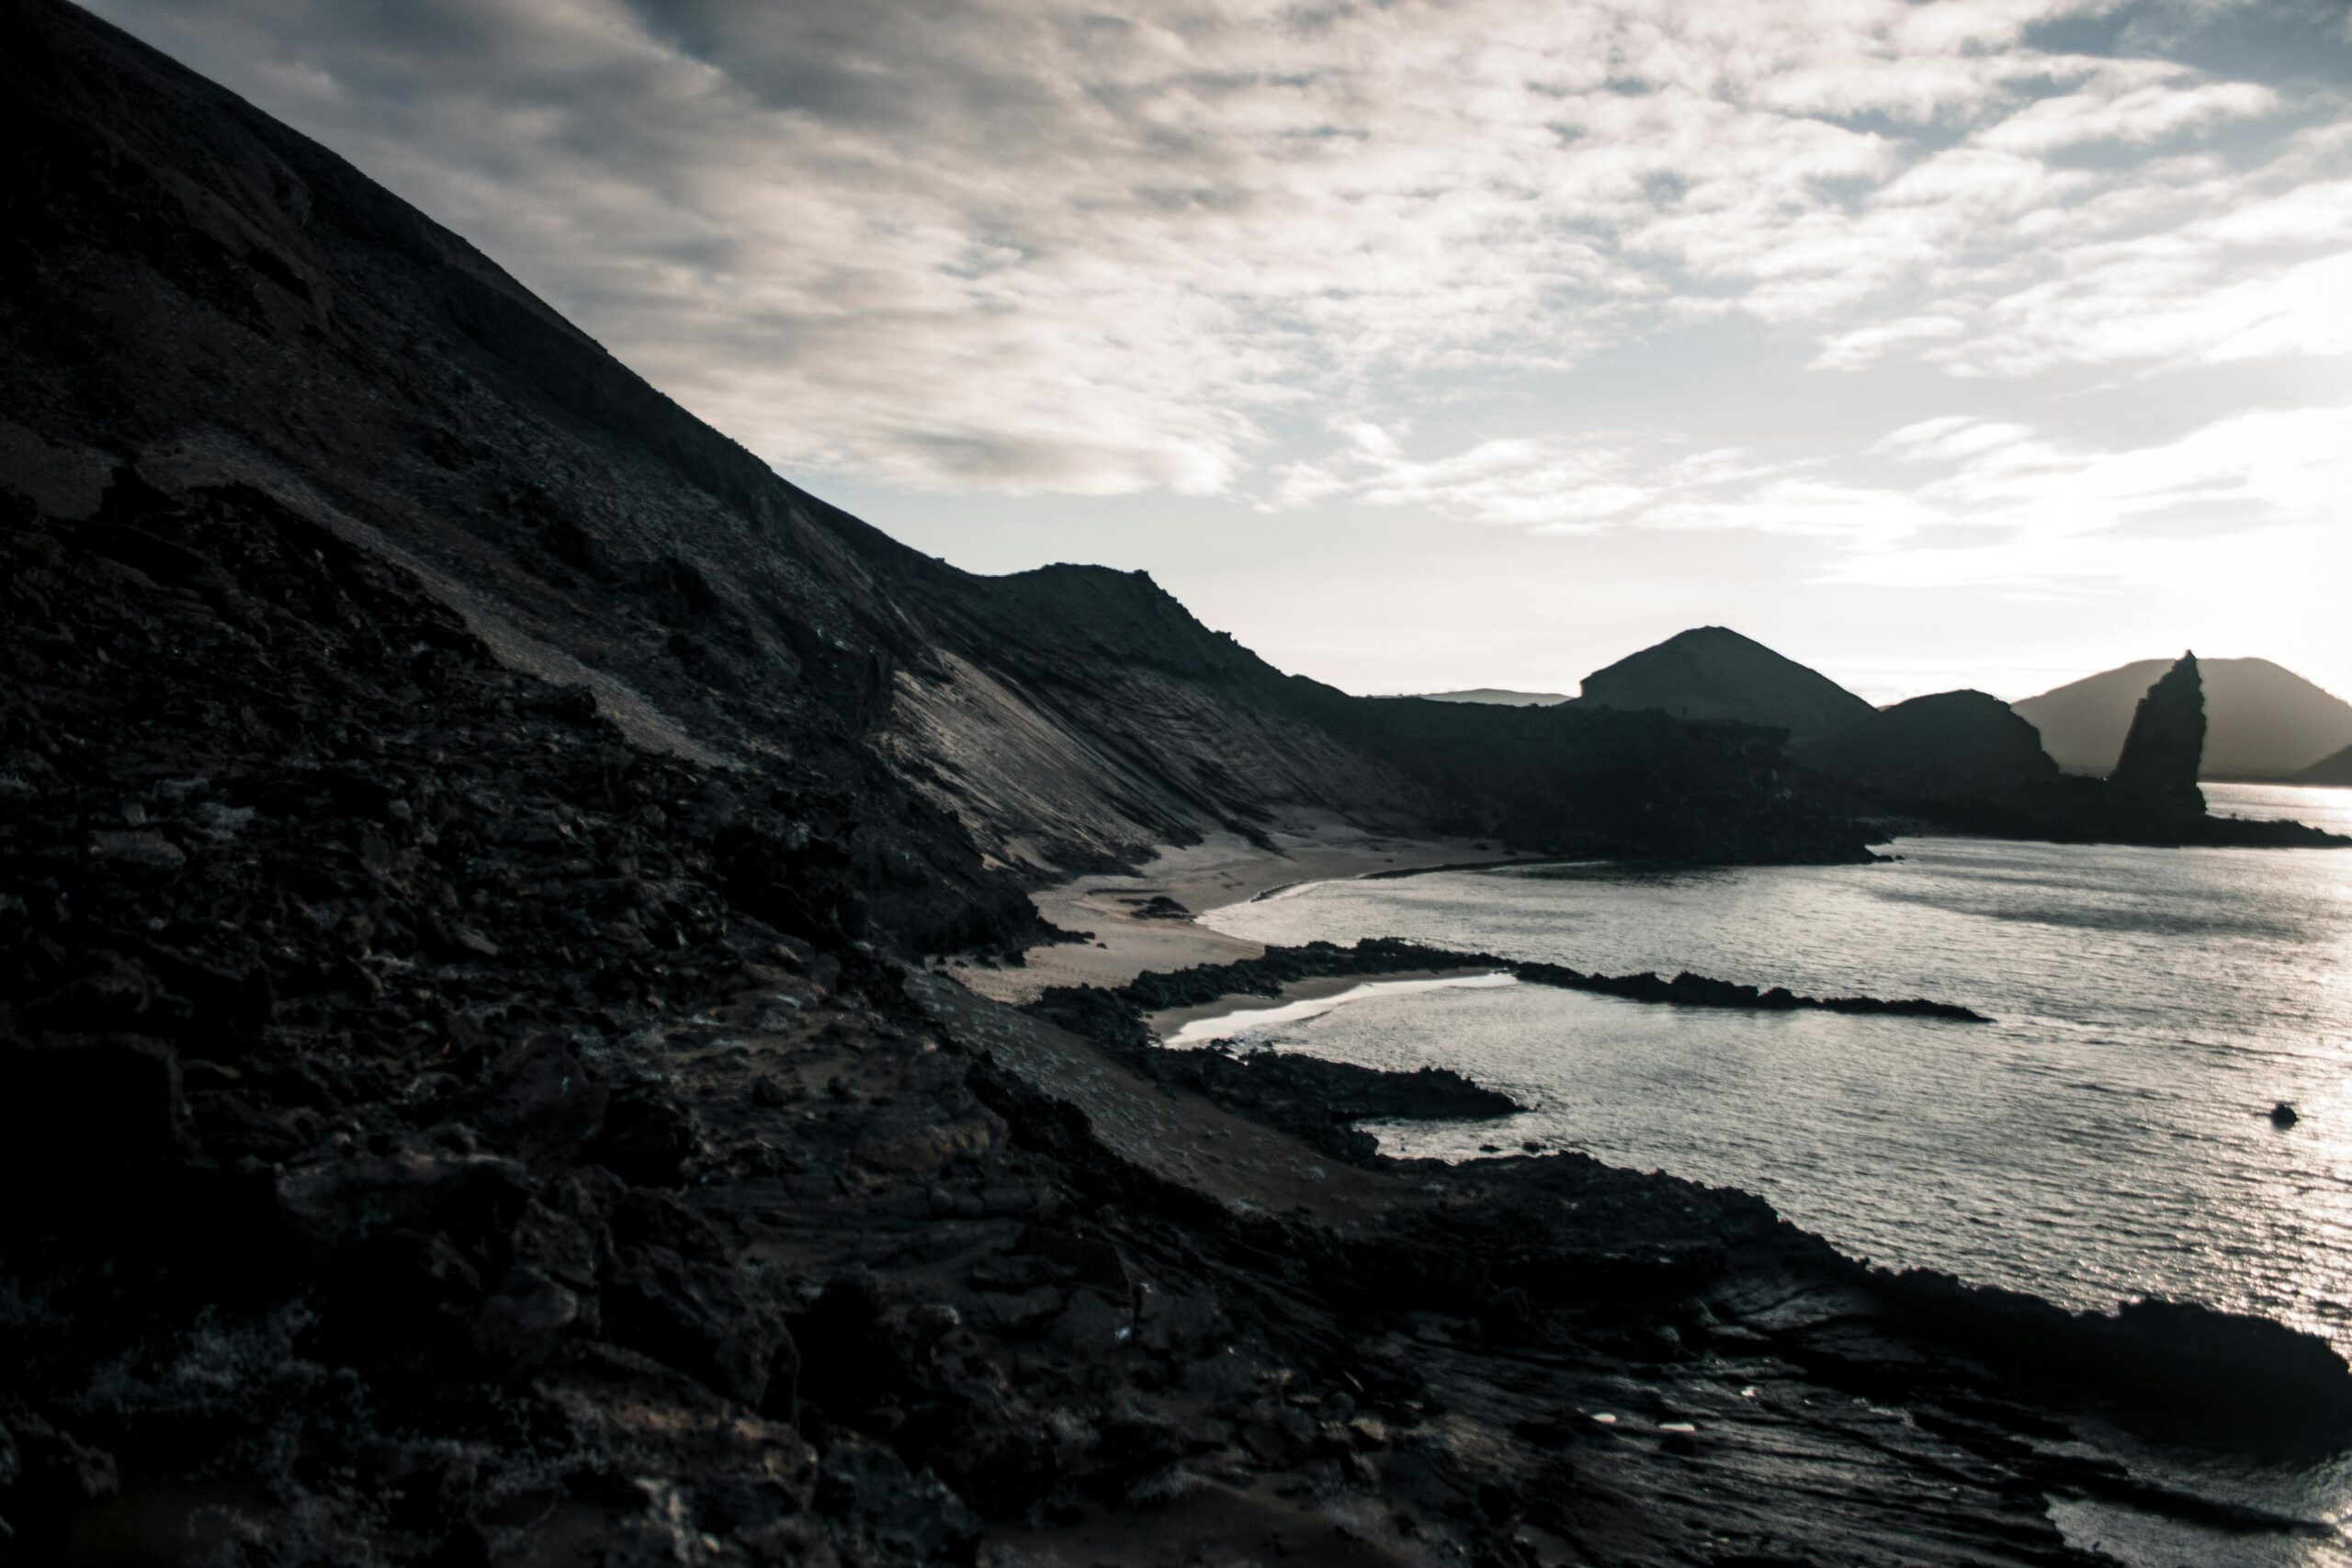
left=1146, top=966, right=1510, bottom=1044
left=945, top=816, right=1537, bottom=1004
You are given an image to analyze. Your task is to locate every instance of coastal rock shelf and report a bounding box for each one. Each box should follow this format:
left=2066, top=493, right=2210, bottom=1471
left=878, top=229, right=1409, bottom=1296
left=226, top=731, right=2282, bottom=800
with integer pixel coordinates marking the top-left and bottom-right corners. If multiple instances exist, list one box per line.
left=1515, top=960, right=1989, bottom=1021
left=1029, top=937, right=1994, bottom=1048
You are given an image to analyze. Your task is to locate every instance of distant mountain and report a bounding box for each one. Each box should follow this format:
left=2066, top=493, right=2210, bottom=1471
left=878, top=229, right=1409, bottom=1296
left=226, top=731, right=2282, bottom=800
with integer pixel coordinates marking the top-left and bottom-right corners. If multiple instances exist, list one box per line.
left=1414, top=688, right=1570, bottom=706
left=1796, top=690, right=2059, bottom=806
left=2297, top=745, right=2352, bottom=787
left=1577, top=626, right=1877, bottom=746
left=2015, top=659, right=2352, bottom=780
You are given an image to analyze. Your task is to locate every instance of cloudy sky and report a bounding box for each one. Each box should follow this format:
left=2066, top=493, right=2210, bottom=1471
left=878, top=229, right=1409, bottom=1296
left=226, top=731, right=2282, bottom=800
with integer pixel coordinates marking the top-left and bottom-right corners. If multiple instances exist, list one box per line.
left=91, top=0, right=2352, bottom=704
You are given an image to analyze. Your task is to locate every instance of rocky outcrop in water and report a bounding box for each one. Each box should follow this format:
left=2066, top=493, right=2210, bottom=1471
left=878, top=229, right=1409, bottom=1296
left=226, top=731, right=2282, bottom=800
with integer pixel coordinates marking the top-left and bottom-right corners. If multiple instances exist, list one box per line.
left=1134, top=1049, right=1524, bottom=1166
left=1028, top=937, right=1993, bottom=1039
left=2109, top=653, right=2210, bottom=817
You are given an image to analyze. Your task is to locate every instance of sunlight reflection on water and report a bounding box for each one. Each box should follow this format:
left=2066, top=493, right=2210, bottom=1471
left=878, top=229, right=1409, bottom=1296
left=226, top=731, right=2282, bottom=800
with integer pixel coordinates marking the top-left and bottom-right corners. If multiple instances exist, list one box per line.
left=1159, top=971, right=1514, bottom=1048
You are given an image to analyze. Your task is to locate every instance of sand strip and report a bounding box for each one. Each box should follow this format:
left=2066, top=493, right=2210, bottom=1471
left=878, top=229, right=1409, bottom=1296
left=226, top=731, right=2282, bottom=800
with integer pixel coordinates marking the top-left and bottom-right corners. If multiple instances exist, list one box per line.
left=1149, top=969, right=1515, bottom=1047
left=945, top=814, right=1529, bottom=1004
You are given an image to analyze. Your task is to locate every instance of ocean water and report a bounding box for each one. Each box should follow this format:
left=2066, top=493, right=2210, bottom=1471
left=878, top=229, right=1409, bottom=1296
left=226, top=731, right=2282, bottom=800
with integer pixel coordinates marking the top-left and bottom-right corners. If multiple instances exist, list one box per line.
left=1187, top=783, right=2352, bottom=1557
left=1190, top=784, right=2352, bottom=1343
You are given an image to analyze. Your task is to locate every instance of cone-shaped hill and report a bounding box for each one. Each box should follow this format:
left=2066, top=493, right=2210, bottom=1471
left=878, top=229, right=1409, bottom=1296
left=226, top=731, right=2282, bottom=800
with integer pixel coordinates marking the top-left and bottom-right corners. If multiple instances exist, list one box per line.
left=1576, top=626, right=1877, bottom=746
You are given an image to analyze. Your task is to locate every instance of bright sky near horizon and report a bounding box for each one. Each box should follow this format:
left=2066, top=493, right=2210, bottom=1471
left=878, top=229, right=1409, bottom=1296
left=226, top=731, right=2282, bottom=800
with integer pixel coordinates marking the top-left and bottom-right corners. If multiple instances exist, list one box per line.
left=88, top=0, right=2352, bottom=706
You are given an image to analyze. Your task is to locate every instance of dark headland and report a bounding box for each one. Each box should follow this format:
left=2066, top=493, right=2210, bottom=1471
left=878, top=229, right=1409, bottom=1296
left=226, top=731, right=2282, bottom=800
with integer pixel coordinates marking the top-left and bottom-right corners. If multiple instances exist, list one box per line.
left=1800, top=651, right=2345, bottom=849
left=1574, top=630, right=2345, bottom=849
left=4, top=5, right=2350, bottom=1565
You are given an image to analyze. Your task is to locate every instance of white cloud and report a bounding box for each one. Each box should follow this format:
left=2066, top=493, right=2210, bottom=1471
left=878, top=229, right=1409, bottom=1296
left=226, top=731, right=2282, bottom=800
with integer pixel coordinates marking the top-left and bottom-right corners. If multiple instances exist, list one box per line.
left=85, top=0, right=2352, bottom=519
left=1929, top=239, right=2352, bottom=376
left=1976, top=74, right=2278, bottom=153
left=1272, top=426, right=1644, bottom=528
left=1282, top=398, right=2352, bottom=605
left=1872, top=417, right=2040, bottom=463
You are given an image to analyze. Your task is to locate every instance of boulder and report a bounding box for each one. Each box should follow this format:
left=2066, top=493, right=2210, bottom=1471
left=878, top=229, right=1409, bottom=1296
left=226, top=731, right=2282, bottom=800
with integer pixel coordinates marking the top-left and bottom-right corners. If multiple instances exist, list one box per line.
left=584, top=1073, right=700, bottom=1185
left=603, top=1190, right=787, bottom=1405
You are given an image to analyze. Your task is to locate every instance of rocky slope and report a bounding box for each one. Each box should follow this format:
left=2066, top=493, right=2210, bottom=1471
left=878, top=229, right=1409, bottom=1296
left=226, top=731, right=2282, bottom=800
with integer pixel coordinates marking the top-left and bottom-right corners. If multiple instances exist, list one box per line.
left=2016, top=656, right=2352, bottom=780
left=6, top=488, right=2344, bottom=1562
left=1575, top=626, right=1878, bottom=746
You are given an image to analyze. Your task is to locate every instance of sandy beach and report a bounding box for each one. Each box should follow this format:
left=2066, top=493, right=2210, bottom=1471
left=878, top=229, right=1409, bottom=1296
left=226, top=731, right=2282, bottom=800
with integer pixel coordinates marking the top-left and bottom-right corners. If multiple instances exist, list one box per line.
left=945, top=812, right=1523, bottom=1004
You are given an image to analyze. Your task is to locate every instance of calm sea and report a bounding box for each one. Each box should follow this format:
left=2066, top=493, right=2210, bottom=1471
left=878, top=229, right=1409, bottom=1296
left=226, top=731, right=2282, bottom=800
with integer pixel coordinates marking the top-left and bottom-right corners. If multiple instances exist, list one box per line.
left=1190, top=784, right=2352, bottom=1560
left=1201, top=784, right=2352, bottom=1339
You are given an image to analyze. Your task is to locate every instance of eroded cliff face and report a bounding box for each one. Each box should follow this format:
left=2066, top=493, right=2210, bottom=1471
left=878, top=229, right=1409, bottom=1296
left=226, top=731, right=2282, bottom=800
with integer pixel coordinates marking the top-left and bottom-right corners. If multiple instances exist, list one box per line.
left=2109, top=653, right=2209, bottom=818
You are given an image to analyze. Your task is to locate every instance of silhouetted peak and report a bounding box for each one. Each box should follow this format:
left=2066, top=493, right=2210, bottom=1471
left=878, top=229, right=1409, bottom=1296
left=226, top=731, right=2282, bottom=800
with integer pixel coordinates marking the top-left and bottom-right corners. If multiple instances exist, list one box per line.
left=2109, top=653, right=2207, bottom=817
left=1640, top=626, right=1782, bottom=659
left=1580, top=626, right=1876, bottom=744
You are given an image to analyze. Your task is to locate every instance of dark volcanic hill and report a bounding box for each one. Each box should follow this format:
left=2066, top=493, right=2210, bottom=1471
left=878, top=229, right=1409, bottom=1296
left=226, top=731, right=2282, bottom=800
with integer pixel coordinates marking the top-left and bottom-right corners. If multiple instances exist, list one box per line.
left=1576, top=626, right=1877, bottom=745
left=1793, top=662, right=2337, bottom=849
left=1795, top=690, right=2059, bottom=806
left=2016, top=657, right=2352, bottom=780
